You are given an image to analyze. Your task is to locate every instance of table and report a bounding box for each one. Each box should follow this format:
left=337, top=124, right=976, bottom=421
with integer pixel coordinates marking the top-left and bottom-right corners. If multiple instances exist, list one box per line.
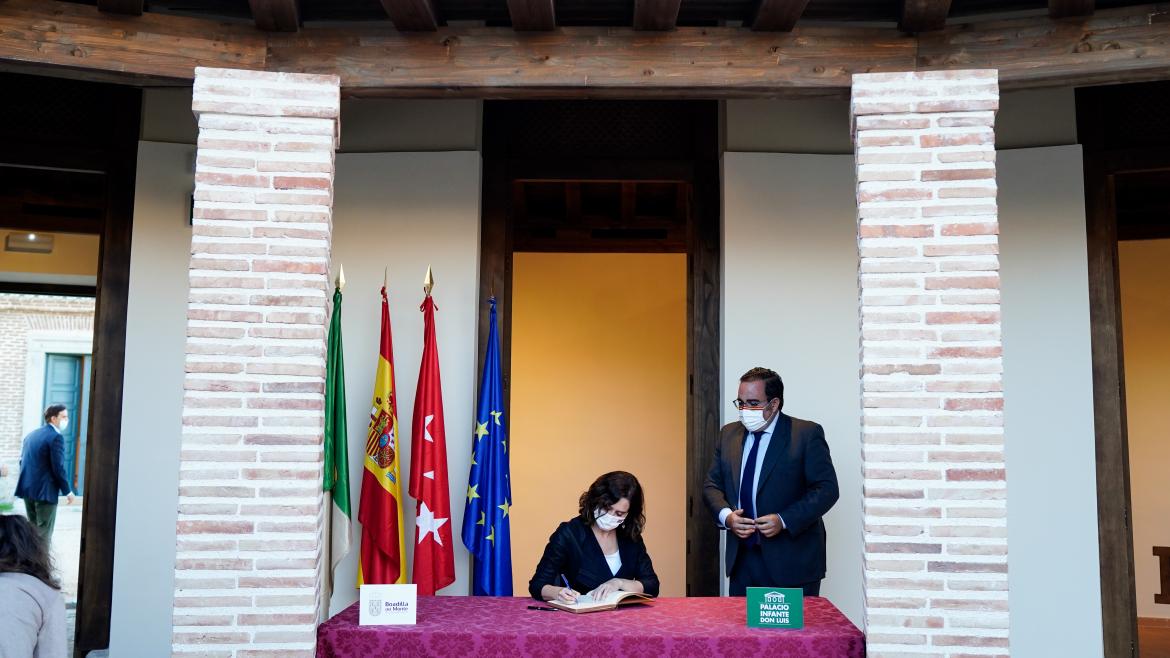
left=317, top=596, right=865, bottom=657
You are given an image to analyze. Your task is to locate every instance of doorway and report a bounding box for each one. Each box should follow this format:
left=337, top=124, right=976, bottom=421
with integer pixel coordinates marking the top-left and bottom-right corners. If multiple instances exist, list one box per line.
left=478, top=100, right=722, bottom=595
left=510, top=252, right=687, bottom=595
left=1078, top=80, right=1170, bottom=658
left=42, top=353, right=93, bottom=496
left=0, top=72, right=138, bottom=657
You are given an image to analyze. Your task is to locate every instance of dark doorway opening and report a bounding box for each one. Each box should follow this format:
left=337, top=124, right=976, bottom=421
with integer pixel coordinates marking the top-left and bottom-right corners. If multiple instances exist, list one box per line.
left=1078, top=80, right=1170, bottom=658
left=479, top=100, right=722, bottom=596
left=0, top=72, right=139, bottom=657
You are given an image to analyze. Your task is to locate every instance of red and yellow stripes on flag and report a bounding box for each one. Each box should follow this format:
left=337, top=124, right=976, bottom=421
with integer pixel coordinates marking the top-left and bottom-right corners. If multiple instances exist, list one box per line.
left=357, top=286, right=407, bottom=585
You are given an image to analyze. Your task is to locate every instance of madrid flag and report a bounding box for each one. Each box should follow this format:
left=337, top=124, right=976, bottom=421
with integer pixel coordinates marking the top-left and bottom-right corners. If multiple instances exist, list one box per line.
left=409, top=283, right=456, bottom=595
left=357, top=286, right=407, bottom=585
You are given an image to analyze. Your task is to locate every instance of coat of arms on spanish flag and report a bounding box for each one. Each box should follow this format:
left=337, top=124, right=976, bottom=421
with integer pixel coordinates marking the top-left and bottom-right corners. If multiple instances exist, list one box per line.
left=357, top=285, right=407, bottom=585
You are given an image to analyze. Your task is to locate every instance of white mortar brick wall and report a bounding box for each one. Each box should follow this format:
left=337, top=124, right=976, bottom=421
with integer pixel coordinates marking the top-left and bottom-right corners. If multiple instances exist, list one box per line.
left=173, top=67, right=340, bottom=658
left=851, top=70, right=1008, bottom=657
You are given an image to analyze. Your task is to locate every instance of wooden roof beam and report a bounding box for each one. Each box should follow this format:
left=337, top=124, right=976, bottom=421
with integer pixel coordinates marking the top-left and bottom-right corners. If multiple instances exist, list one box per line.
left=899, top=0, right=952, bottom=33
left=1050, top=0, right=1095, bottom=18
left=634, top=0, right=683, bottom=31
left=751, top=0, right=811, bottom=32
left=507, top=0, right=555, bottom=31
left=248, top=0, right=300, bottom=32
left=96, top=0, right=143, bottom=16
left=5, top=0, right=1170, bottom=97
left=379, top=0, right=440, bottom=31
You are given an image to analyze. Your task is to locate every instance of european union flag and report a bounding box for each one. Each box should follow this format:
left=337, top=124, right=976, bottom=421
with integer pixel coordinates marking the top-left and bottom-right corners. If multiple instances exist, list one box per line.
left=461, top=297, right=512, bottom=595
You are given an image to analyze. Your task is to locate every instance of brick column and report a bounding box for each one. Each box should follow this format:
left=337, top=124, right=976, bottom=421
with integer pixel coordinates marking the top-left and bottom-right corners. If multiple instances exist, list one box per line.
left=851, top=71, right=1008, bottom=657
left=173, top=68, right=340, bottom=657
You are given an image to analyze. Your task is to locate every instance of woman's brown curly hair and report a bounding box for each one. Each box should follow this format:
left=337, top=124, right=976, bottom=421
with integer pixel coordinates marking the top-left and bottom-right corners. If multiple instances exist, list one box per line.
left=0, top=515, right=60, bottom=590
left=577, top=471, right=646, bottom=541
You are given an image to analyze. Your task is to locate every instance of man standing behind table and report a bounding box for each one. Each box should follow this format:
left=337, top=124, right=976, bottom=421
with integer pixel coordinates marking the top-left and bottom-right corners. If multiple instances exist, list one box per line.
left=703, top=367, right=839, bottom=596
left=15, top=405, right=75, bottom=544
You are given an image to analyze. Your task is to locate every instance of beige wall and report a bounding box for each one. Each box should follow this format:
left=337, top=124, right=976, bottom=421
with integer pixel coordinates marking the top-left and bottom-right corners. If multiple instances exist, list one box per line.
left=0, top=230, right=99, bottom=285
left=328, top=151, right=482, bottom=610
left=1120, top=238, right=1170, bottom=620
left=998, top=146, right=1102, bottom=656
left=109, top=141, right=192, bottom=656
left=724, top=88, right=1077, bottom=154
left=510, top=252, right=687, bottom=597
left=141, top=88, right=480, bottom=152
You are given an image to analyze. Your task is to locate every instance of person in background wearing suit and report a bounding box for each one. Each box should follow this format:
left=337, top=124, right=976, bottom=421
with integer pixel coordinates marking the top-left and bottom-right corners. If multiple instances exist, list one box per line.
left=704, top=367, right=839, bottom=597
left=15, top=405, right=75, bottom=544
left=529, top=471, right=660, bottom=603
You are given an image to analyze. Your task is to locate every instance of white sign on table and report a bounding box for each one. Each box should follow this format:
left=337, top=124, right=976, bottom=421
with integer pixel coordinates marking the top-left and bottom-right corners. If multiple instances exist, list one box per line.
left=359, top=584, right=417, bottom=626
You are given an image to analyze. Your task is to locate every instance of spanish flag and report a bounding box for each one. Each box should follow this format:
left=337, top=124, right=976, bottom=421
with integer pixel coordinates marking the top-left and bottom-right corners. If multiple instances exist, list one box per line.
left=357, top=286, right=407, bottom=585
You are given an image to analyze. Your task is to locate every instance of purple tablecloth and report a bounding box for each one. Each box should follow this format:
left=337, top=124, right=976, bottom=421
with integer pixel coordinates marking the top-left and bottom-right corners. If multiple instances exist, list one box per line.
left=317, top=596, right=865, bottom=657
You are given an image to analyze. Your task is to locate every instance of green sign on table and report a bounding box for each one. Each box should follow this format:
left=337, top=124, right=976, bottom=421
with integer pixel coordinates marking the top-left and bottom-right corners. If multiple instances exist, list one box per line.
left=746, top=587, right=804, bottom=629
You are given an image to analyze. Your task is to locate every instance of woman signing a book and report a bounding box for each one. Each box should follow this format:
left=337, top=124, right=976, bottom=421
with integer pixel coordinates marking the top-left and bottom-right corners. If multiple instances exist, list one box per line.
left=528, top=470, right=660, bottom=605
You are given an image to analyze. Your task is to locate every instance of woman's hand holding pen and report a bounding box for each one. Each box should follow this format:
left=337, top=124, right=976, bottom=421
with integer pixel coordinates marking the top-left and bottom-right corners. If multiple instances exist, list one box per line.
left=557, top=574, right=580, bottom=603
left=555, top=586, right=581, bottom=603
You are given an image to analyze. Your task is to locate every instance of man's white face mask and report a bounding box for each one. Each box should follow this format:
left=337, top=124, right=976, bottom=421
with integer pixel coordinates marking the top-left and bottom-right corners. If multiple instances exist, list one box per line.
left=739, top=407, right=769, bottom=432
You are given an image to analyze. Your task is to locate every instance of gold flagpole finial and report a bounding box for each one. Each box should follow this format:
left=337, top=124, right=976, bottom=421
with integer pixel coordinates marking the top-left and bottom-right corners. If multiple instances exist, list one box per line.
left=336, top=263, right=346, bottom=292
left=423, top=265, right=434, bottom=297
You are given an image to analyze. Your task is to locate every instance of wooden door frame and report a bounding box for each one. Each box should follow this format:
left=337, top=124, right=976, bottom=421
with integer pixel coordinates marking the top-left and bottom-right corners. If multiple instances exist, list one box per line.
left=477, top=101, right=722, bottom=596
left=1074, top=87, right=1170, bottom=658
left=71, top=87, right=138, bottom=657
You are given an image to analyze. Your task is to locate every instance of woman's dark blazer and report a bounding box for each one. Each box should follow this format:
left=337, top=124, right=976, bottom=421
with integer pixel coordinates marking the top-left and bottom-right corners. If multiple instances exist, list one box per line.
left=528, top=517, right=660, bottom=601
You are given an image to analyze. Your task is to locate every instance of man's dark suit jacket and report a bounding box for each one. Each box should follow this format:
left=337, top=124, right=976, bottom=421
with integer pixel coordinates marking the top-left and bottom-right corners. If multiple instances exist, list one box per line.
left=15, top=424, right=72, bottom=503
left=703, top=413, right=839, bottom=585
left=528, top=517, right=660, bottom=600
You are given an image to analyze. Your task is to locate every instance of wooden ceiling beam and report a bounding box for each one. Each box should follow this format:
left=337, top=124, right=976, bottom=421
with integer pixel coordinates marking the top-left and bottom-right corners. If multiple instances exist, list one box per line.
left=507, top=0, right=555, bottom=31
left=751, top=0, right=812, bottom=32
left=1050, top=0, right=1095, bottom=18
left=248, top=0, right=299, bottom=32
left=379, top=0, right=440, bottom=31
left=3, top=0, right=1170, bottom=98
left=96, top=0, right=144, bottom=16
left=634, top=0, right=683, bottom=31
left=899, top=0, right=952, bottom=33
left=0, top=0, right=266, bottom=85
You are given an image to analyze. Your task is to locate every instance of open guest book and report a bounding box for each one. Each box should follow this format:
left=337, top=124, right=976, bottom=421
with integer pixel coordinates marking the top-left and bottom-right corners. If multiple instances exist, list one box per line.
left=547, top=591, right=654, bottom=614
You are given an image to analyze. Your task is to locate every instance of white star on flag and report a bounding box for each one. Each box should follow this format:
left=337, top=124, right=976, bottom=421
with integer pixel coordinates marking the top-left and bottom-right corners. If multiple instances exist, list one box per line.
left=416, top=501, right=448, bottom=546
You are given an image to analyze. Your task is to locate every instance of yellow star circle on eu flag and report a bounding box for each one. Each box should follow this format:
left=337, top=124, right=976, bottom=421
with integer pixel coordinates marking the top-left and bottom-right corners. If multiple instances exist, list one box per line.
left=477, top=511, right=485, bottom=526
left=466, top=484, right=480, bottom=503
left=475, top=421, right=489, bottom=440
left=490, top=410, right=503, bottom=425
left=486, top=525, right=496, bottom=544
left=498, top=499, right=511, bottom=517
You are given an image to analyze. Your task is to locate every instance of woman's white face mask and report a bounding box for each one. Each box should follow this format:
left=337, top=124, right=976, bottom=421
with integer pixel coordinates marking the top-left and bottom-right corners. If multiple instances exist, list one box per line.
left=594, top=508, right=624, bottom=531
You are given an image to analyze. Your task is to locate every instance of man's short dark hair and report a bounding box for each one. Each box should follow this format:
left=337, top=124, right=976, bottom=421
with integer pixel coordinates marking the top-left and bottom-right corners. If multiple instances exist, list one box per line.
left=740, top=367, right=784, bottom=409
left=44, top=404, right=67, bottom=424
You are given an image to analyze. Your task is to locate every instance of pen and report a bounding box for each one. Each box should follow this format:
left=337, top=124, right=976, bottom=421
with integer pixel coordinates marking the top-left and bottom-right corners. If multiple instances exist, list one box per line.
left=559, top=574, right=577, bottom=602
left=527, top=605, right=559, bottom=612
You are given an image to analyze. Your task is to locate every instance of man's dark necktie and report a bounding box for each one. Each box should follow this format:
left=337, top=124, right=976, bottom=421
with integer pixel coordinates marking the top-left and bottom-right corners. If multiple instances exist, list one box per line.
left=739, top=430, right=765, bottom=547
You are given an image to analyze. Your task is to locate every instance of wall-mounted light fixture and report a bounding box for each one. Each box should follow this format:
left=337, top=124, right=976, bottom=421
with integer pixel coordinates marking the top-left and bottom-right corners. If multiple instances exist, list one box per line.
left=4, top=232, right=55, bottom=254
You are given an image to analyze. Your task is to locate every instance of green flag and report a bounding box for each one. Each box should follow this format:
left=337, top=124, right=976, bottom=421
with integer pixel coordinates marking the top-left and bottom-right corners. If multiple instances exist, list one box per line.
left=324, top=284, right=351, bottom=586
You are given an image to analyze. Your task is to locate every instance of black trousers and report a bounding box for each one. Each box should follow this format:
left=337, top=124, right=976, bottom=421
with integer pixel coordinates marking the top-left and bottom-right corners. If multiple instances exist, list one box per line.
left=729, top=544, right=821, bottom=597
